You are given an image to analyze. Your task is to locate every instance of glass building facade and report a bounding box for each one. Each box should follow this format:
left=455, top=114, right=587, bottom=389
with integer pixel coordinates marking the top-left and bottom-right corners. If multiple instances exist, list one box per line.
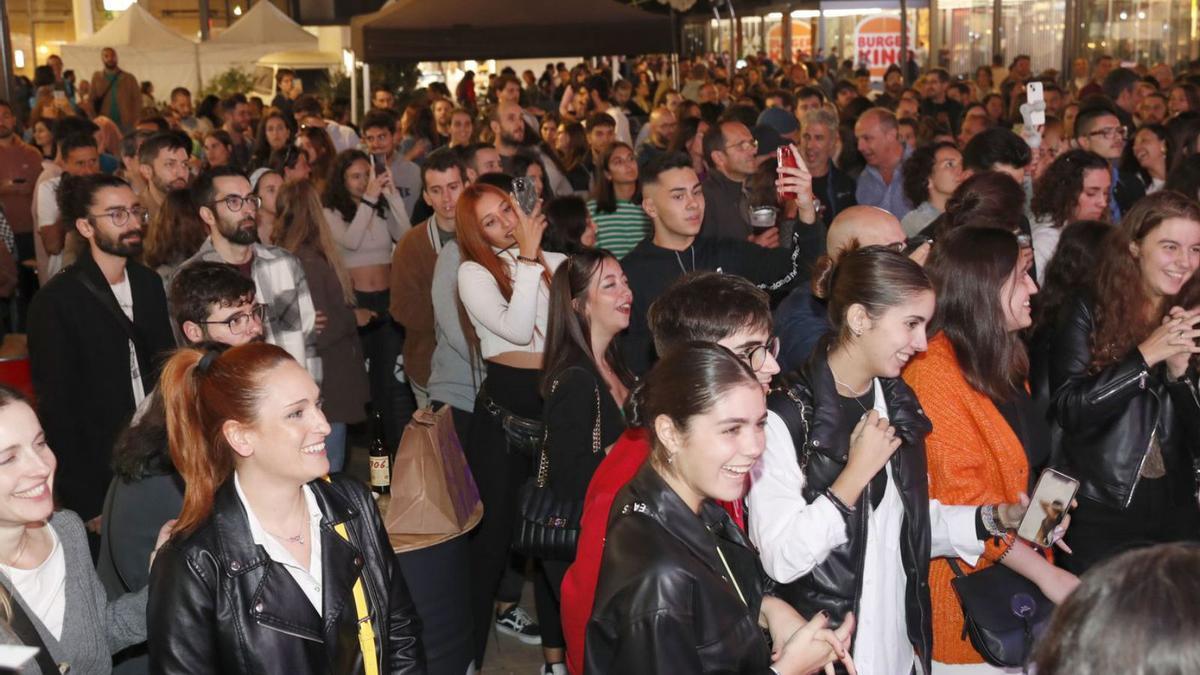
left=685, top=0, right=1200, bottom=77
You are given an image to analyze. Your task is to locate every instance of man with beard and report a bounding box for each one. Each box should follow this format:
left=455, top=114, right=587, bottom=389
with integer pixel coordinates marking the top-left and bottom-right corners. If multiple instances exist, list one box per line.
left=489, top=100, right=572, bottom=195
left=27, top=173, right=175, bottom=540
left=181, top=166, right=319, bottom=379
left=136, top=132, right=191, bottom=222
left=218, top=95, right=253, bottom=169
left=432, top=97, right=454, bottom=146
left=169, top=87, right=211, bottom=138
left=89, top=47, right=141, bottom=133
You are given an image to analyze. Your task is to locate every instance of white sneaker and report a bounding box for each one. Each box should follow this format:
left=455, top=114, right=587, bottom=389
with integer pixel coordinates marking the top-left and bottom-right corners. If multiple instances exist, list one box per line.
left=540, top=664, right=568, bottom=675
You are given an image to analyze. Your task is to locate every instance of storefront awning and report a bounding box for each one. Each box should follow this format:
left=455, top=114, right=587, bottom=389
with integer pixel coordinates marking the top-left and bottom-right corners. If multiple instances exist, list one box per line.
left=351, top=0, right=674, bottom=61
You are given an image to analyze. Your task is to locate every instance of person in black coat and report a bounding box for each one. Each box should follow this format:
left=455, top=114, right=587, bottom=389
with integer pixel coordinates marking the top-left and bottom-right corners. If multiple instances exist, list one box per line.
left=585, top=344, right=854, bottom=675
left=27, top=173, right=175, bottom=529
left=147, top=344, right=425, bottom=674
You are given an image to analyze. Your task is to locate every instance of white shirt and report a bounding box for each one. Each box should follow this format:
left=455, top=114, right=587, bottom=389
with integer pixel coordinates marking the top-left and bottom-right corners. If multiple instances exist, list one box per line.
left=35, top=175, right=62, bottom=278
left=1030, top=216, right=1060, bottom=286
left=457, top=249, right=565, bottom=359
left=606, top=105, right=633, bottom=146
left=748, top=379, right=983, bottom=675
left=1, top=527, right=67, bottom=640
left=234, top=474, right=325, bottom=614
left=322, top=120, right=361, bottom=154
left=109, top=275, right=146, bottom=406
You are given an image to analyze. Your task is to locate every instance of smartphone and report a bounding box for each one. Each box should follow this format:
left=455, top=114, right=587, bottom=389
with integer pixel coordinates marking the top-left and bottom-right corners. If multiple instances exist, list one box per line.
left=511, top=177, right=538, bottom=216
left=1025, top=82, right=1046, bottom=126
left=904, top=234, right=932, bottom=255
left=1017, top=468, right=1079, bottom=548
left=371, top=153, right=387, bottom=178
left=776, top=145, right=798, bottom=200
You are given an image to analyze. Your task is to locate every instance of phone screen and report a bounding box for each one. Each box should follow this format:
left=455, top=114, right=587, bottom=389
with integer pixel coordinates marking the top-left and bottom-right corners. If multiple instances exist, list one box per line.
left=1016, top=469, right=1079, bottom=547
left=371, top=153, right=387, bottom=177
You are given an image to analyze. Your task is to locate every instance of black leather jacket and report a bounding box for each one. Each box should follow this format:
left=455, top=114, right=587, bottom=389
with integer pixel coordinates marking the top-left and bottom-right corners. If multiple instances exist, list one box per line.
left=585, top=464, right=775, bottom=674
left=1034, top=297, right=1200, bottom=508
left=766, top=345, right=933, bottom=672
left=147, top=474, right=426, bottom=674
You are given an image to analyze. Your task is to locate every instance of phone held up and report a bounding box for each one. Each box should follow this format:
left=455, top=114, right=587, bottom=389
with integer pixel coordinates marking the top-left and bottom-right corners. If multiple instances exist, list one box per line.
left=1016, top=468, right=1079, bottom=548
left=511, top=177, right=538, bottom=216
left=371, top=153, right=387, bottom=178
left=776, top=145, right=798, bottom=201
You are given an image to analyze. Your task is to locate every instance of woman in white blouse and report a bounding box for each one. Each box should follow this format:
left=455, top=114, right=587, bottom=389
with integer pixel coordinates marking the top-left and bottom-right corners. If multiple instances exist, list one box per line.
left=454, top=182, right=567, bottom=673
left=322, top=149, right=413, bottom=450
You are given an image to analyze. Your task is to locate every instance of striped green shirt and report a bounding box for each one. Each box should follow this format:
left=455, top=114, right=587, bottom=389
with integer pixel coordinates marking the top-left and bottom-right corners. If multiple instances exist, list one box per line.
left=589, top=199, right=651, bottom=259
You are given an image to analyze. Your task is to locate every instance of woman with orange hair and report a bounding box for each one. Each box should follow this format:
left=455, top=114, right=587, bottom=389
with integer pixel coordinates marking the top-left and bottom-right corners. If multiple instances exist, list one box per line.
left=146, top=343, right=424, bottom=674
left=455, top=182, right=567, bottom=672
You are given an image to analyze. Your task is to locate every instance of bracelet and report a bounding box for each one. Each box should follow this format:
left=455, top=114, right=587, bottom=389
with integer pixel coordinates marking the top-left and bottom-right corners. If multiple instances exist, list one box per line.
left=516, top=255, right=540, bottom=265
left=361, top=197, right=379, bottom=209
left=996, top=534, right=1016, bottom=563
left=980, top=504, right=1006, bottom=538
left=825, top=485, right=854, bottom=511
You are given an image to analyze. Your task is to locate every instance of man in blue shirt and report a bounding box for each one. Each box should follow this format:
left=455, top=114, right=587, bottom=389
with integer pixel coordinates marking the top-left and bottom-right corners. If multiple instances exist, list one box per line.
left=854, top=108, right=913, bottom=219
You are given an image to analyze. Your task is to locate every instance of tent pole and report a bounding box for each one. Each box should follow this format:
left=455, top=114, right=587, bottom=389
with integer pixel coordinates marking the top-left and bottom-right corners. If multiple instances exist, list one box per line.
left=361, top=61, right=371, bottom=121
left=0, top=0, right=13, bottom=102
left=350, top=59, right=358, bottom=127
left=199, top=0, right=211, bottom=41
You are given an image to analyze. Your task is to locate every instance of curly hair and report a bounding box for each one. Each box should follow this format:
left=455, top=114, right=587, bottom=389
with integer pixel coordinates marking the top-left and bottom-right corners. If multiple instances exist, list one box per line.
left=1032, top=220, right=1113, bottom=333
left=902, top=141, right=957, bottom=207
left=1089, top=190, right=1200, bottom=370
left=1031, top=149, right=1111, bottom=229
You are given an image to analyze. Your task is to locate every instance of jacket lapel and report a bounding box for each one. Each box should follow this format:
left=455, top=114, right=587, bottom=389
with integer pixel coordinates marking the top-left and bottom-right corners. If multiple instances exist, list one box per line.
left=313, top=481, right=366, bottom=666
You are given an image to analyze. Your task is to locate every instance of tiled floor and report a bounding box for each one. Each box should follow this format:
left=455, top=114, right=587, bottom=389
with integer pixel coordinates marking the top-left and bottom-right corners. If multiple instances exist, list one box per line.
left=346, top=441, right=549, bottom=675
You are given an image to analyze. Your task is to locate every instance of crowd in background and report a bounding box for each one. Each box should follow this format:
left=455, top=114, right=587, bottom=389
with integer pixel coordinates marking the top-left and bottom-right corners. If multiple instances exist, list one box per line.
left=0, top=39, right=1196, bottom=675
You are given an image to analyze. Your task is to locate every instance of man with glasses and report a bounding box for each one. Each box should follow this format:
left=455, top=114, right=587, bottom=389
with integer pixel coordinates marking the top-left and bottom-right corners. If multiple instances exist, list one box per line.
left=137, top=132, right=191, bottom=223
left=28, top=174, right=175, bottom=539
left=180, top=166, right=319, bottom=381
left=699, top=119, right=774, bottom=243
left=98, top=261, right=264, bottom=611
left=1074, top=105, right=1145, bottom=222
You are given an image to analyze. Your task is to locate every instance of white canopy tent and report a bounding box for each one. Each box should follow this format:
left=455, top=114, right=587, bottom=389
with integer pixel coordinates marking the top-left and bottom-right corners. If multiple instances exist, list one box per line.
left=59, top=3, right=200, bottom=98
left=200, top=2, right=318, bottom=83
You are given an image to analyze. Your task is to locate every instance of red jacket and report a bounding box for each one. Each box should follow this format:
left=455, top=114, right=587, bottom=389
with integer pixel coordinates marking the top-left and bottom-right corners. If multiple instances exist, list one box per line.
left=562, top=428, right=649, bottom=675
left=561, top=428, right=745, bottom=674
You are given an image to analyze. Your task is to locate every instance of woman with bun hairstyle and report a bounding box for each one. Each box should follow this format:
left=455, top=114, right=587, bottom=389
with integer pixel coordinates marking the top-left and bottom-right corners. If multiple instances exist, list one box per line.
left=587, top=343, right=855, bottom=675
left=904, top=228, right=1080, bottom=671
left=1038, top=190, right=1200, bottom=574
left=749, top=245, right=997, bottom=675
left=146, top=343, right=424, bottom=674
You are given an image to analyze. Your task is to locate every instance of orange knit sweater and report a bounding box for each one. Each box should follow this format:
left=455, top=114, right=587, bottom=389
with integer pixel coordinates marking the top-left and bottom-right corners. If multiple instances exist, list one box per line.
left=903, top=333, right=1043, bottom=664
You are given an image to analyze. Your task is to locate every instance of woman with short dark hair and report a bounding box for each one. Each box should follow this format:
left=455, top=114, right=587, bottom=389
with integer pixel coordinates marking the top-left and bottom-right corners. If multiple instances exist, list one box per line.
left=1030, top=149, right=1112, bottom=282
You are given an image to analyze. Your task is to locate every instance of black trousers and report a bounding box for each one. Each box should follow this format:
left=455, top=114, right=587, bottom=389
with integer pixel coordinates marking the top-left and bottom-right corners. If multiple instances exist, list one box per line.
left=1058, top=475, right=1200, bottom=574
left=396, top=536, right=475, bottom=675
left=464, top=362, right=562, bottom=664
left=356, top=289, right=415, bottom=450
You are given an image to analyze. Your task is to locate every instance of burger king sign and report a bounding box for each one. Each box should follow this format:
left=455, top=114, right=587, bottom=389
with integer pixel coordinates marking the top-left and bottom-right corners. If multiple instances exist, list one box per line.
left=853, top=14, right=915, bottom=80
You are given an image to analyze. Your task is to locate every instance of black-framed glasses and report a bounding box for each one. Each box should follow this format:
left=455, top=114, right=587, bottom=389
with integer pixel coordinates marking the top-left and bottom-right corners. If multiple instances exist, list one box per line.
left=739, top=336, right=780, bottom=372
left=88, top=206, right=149, bottom=228
left=209, top=193, right=261, bottom=212
left=198, top=304, right=266, bottom=335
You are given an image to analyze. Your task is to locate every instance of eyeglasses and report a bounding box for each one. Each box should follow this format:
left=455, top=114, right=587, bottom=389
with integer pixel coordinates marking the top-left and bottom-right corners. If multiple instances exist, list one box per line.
left=726, top=138, right=759, bottom=153
left=198, top=304, right=266, bottom=335
left=209, top=193, right=261, bottom=212
left=738, top=336, right=780, bottom=372
left=88, top=206, right=149, bottom=228
left=1087, top=126, right=1127, bottom=141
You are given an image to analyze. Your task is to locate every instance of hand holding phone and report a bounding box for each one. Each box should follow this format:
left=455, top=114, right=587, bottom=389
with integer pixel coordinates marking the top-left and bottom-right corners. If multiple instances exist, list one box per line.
left=1017, top=469, right=1079, bottom=548
left=511, top=177, right=539, bottom=216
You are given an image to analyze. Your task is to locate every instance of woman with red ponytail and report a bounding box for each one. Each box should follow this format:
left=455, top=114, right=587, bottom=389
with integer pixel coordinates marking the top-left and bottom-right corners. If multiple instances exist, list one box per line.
left=146, top=343, right=425, bottom=674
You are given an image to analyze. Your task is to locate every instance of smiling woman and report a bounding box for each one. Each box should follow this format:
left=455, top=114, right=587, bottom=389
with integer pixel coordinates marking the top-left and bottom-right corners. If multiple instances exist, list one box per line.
left=146, top=344, right=424, bottom=674
left=0, top=385, right=159, bottom=673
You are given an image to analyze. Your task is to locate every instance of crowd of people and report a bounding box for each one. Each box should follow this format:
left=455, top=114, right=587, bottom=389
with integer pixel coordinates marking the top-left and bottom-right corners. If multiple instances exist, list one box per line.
left=0, top=41, right=1197, bottom=675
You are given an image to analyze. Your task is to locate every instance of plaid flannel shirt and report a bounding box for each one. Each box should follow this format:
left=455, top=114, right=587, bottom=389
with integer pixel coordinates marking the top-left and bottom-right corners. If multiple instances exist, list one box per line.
left=183, top=238, right=321, bottom=383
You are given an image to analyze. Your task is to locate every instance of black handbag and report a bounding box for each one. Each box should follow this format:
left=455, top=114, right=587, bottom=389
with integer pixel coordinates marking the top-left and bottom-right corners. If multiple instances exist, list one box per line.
left=513, top=371, right=601, bottom=561
left=947, top=558, right=1054, bottom=669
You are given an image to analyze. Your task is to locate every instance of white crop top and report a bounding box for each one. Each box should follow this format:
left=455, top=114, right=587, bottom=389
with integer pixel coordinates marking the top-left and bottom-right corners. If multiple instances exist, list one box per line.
left=458, top=249, right=566, bottom=359
left=323, top=191, right=411, bottom=269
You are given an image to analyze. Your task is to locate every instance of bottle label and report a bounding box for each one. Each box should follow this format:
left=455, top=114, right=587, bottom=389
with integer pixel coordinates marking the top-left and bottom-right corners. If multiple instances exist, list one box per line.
left=370, top=456, right=391, bottom=487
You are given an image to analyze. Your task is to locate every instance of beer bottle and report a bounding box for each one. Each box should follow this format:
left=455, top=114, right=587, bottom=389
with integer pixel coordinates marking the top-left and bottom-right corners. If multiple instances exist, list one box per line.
left=368, top=412, right=391, bottom=495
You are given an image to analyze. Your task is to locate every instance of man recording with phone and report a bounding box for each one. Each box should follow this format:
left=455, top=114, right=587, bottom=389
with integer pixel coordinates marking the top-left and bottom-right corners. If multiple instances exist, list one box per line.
left=361, top=110, right=422, bottom=221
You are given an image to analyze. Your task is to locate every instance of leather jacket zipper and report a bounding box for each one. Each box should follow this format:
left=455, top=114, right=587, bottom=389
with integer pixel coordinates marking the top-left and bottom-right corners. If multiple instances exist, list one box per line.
left=1124, top=387, right=1161, bottom=509
left=256, top=620, right=323, bottom=643
left=1089, top=369, right=1148, bottom=405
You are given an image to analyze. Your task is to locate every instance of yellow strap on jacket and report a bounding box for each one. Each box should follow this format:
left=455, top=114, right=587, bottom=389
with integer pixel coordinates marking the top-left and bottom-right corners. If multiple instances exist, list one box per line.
left=326, top=478, right=380, bottom=675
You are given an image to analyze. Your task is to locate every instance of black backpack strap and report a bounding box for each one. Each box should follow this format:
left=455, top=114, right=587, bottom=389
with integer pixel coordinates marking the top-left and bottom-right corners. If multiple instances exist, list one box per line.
left=6, top=593, right=62, bottom=674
